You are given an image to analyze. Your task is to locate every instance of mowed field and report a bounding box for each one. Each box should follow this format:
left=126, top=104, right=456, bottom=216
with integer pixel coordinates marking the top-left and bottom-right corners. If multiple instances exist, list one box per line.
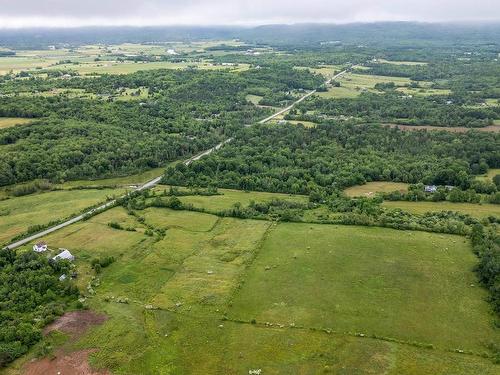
left=169, top=187, right=308, bottom=211
left=316, top=71, right=450, bottom=99
left=0, top=188, right=125, bottom=245
left=0, top=117, right=33, bottom=129
left=317, top=72, right=411, bottom=99
left=383, top=200, right=500, bottom=219
left=344, top=181, right=409, bottom=197
left=6, top=207, right=498, bottom=374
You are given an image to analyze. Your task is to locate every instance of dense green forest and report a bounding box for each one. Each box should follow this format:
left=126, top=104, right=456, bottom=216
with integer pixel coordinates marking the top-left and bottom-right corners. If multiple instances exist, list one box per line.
left=162, top=123, right=500, bottom=193
left=294, top=93, right=499, bottom=127
left=0, top=249, right=78, bottom=366
left=0, top=67, right=323, bottom=185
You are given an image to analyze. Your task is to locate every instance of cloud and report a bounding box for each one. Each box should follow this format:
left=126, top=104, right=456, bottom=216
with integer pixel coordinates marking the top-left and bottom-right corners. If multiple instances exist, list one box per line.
left=0, top=0, right=499, bottom=27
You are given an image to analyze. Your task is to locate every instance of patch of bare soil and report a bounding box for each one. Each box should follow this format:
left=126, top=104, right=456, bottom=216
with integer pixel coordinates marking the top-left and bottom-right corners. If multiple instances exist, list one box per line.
left=43, top=310, right=107, bottom=339
left=22, top=311, right=109, bottom=375
left=23, top=349, right=110, bottom=375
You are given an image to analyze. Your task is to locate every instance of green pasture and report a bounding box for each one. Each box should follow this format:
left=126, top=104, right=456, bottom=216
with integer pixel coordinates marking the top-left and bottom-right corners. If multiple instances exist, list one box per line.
left=173, top=187, right=308, bottom=212
left=5, top=208, right=498, bottom=374
left=229, top=223, right=498, bottom=352
left=345, top=181, right=409, bottom=197
left=383, top=200, right=500, bottom=218
left=0, top=117, right=33, bottom=129
left=0, top=188, right=124, bottom=245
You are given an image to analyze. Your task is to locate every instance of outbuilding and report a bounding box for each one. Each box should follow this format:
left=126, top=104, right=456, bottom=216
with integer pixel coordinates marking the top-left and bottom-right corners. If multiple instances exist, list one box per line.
left=53, top=249, right=75, bottom=262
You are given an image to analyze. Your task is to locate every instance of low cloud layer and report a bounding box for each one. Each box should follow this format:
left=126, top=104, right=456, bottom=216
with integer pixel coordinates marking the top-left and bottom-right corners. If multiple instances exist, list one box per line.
left=0, top=0, right=499, bottom=28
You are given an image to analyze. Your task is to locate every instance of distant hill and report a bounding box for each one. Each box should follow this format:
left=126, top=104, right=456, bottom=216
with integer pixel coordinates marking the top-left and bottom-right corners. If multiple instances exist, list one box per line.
left=0, top=22, right=499, bottom=49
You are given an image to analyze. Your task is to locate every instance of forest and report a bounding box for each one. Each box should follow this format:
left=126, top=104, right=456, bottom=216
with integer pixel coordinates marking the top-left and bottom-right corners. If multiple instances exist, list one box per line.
left=0, top=249, right=78, bottom=366
left=0, top=66, right=323, bottom=185
left=162, top=123, right=500, bottom=194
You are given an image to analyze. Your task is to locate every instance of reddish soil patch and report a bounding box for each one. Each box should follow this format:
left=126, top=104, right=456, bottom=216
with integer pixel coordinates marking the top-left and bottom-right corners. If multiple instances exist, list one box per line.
left=23, top=349, right=110, bottom=375
left=22, top=311, right=109, bottom=375
left=44, top=310, right=107, bottom=339
left=383, top=123, right=500, bottom=133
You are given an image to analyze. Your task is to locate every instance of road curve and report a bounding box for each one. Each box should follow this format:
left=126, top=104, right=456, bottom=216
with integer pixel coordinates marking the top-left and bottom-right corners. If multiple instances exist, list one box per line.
left=3, top=67, right=353, bottom=250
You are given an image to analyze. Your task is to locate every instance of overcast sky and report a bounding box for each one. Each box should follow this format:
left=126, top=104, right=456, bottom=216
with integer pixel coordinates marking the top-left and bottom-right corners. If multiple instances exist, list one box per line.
left=0, top=0, right=499, bottom=28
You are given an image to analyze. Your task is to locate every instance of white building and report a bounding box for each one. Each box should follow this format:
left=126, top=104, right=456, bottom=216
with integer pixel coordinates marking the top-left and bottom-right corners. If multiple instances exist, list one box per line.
left=33, top=241, right=48, bottom=253
left=53, top=249, right=75, bottom=262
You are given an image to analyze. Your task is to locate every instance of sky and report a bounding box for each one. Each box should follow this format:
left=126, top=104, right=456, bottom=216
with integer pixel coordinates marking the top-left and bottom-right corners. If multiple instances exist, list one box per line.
left=0, top=0, right=499, bottom=28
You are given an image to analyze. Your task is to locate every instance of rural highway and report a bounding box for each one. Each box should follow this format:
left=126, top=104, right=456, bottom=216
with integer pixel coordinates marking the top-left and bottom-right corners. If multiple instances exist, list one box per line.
left=259, top=68, right=349, bottom=124
left=4, top=67, right=351, bottom=250
left=3, top=139, right=233, bottom=250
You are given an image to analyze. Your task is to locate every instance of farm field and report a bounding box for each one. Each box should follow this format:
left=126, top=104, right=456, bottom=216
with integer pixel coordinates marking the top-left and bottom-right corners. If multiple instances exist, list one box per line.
left=229, top=223, right=498, bottom=352
left=344, top=181, right=409, bottom=197
left=0, top=188, right=125, bottom=245
left=376, top=59, right=428, bottom=65
left=476, top=168, right=500, bottom=182
left=317, top=72, right=412, bottom=98
left=5, top=209, right=498, bottom=374
left=0, top=117, right=32, bottom=129
left=286, top=119, right=318, bottom=127
left=383, top=200, right=500, bottom=218
left=44, top=60, right=250, bottom=75
left=0, top=42, right=250, bottom=76
left=170, top=187, right=308, bottom=211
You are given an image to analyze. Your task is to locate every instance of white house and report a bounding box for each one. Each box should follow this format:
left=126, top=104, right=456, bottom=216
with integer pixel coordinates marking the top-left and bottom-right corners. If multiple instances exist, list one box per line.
left=53, top=249, right=75, bottom=262
left=33, top=241, right=48, bottom=253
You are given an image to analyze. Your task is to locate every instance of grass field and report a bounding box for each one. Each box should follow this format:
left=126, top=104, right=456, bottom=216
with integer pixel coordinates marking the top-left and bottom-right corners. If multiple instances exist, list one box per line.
left=317, top=72, right=412, bottom=99
left=171, top=187, right=308, bottom=212
left=0, top=188, right=125, bottom=245
left=383, top=200, right=500, bottom=218
left=0, top=117, right=33, bottom=129
left=286, top=119, right=318, bottom=128
left=376, top=59, right=428, bottom=66
left=5, top=207, right=498, bottom=374
left=229, top=223, right=498, bottom=352
left=345, top=181, right=409, bottom=197
left=0, top=42, right=250, bottom=76
left=45, top=61, right=245, bottom=75
left=60, top=165, right=170, bottom=188
left=246, top=94, right=263, bottom=105
left=476, top=168, right=500, bottom=182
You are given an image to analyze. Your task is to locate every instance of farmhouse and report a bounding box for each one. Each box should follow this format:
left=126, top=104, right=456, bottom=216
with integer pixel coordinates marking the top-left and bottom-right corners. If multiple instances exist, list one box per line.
left=53, top=249, right=75, bottom=262
left=33, top=241, right=48, bottom=253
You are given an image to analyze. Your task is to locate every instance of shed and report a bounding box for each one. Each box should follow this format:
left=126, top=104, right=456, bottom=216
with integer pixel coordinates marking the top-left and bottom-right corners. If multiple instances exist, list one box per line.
left=53, top=249, right=75, bottom=262
left=424, top=185, right=437, bottom=193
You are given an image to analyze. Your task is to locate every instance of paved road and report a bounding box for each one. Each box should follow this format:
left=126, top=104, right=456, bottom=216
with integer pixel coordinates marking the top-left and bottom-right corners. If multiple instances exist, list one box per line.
left=4, top=67, right=353, bottom=250
left=258, top=68, right=349, bottom=124
left=3, top=138, right=233, bottom=250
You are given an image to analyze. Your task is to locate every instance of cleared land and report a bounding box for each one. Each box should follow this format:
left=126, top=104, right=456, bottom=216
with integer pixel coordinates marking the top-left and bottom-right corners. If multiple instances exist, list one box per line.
left=229, top=223, right=498, bottom=352
left=345, top=181, right=409, bottom=197
left=0, top=117, right=33, bottom=129
left=383, top=201, right=500, bottom=218
left=316, top=71, right=450, bottom=99
left=171, top=188, right=308, bottom=212
left=317, top=73, right=411, bottom=99
left=0, top=188, right=124, bottom=244
left=6, top=208, right=497, bottom=374
left=476, top=168, right=500, bottom=182
left=376, top=59, right=428, bottom=66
